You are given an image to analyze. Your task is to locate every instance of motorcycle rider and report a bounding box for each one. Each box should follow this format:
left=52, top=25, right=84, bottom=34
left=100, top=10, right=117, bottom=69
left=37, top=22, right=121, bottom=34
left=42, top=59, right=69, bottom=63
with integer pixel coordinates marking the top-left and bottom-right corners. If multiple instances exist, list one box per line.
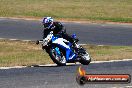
left=42, top=17, right=78, bottom=50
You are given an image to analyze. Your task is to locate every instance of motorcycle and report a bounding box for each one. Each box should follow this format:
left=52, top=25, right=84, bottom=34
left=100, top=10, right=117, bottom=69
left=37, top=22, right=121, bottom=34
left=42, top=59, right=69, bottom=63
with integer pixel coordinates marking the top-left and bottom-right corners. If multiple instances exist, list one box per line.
left=36, top=31, right=91, bottom=66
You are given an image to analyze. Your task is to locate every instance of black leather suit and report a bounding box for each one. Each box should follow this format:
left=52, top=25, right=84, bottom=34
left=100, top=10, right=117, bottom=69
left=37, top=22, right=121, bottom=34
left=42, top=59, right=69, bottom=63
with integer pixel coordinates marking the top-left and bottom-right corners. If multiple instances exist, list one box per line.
left=43, top=22, right=74, bottom=43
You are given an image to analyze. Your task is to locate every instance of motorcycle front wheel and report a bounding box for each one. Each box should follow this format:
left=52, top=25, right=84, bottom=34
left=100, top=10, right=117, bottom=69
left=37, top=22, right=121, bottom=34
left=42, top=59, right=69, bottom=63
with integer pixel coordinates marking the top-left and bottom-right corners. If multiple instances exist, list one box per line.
left=49, top=47, right=66, bottom=66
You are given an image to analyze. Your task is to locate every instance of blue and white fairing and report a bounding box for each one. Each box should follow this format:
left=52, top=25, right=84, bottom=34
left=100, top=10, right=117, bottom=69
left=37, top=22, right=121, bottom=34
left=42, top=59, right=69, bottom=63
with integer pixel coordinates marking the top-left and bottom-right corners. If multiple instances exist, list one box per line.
left=40, top=31, right=91, bottom=65
left=51, top=35, right=76, bottom=61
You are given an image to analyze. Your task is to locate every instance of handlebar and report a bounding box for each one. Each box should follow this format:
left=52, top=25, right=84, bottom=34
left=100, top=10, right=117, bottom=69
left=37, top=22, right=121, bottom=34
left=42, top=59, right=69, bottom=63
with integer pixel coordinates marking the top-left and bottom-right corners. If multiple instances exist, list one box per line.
left=36, top=31, right=53, bottom=46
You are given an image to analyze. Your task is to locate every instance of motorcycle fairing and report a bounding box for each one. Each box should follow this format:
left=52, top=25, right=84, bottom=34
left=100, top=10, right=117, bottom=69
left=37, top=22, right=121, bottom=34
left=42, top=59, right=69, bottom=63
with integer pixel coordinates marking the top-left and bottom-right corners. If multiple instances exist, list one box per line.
left=52, top=37, right=76, bottom=61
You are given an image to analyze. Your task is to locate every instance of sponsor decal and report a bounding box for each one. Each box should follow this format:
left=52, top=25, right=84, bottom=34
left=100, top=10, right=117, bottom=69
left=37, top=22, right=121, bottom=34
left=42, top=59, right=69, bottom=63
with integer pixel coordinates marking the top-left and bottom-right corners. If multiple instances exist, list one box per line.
left=76, top=66, right=131, bottom=85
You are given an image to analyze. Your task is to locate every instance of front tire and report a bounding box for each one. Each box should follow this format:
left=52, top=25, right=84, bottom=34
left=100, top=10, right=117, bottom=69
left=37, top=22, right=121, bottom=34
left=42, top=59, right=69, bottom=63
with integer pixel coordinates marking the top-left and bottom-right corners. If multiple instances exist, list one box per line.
left=49, top=47, right=66, bottom=66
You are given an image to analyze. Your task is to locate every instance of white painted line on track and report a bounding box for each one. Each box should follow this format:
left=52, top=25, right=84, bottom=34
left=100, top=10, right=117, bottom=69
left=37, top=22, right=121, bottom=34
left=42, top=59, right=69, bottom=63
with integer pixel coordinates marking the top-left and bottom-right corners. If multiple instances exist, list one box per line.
left=79, top=44, right=87, bottom=45
left=31, top=62, right=81, bottom=67
left=0, top=59, right=132, bottom=69
left=0, top=38, right=6, bottom=40
left=125, top=86, right=132, bottom=88
left=0, top=66, right=27, bottom=70
left=97, top=45, right=105, bottom=46
left=32, top=59, right=132, bottom=67
left=0, top=38, right=32, bottom=42
left=42, top=59, right=132, bottom=67
left=91, top=59, right=132, bottom=64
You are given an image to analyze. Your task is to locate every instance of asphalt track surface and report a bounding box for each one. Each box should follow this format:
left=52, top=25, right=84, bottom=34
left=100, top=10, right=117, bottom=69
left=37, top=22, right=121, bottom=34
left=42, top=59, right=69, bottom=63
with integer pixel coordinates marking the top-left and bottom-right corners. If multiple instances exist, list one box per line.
left=0, top=18, right=132, bottom=45
left=0, top=18, right=132, bottom=88
left=0, top=61, right=132, bottom=88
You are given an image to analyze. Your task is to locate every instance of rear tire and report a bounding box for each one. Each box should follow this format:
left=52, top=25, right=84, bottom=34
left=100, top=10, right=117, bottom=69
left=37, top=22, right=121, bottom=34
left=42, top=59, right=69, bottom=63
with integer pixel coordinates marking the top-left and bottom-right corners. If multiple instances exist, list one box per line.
left=49, top=47, right=66, bottom=66
left=80, top=57, right=91, bottom=65
left=78, top=49, right=91, bottom=65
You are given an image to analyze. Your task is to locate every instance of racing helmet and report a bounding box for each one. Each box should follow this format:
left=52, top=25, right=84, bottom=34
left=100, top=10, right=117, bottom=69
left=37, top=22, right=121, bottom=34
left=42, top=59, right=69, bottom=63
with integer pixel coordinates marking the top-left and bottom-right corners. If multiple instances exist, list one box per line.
left=42, top=17, right=53, bottom=28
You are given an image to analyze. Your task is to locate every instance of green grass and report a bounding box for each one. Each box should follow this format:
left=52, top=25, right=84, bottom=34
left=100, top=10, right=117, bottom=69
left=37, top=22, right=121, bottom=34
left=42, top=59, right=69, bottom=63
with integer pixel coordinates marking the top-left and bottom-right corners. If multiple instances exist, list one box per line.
left=83, top=45, right=132, bottom=61
left=0, top=0, right=132, bottom=22
left=0, top=40, right=52, bottom=67
left=0, top=39, right=132, bottom=67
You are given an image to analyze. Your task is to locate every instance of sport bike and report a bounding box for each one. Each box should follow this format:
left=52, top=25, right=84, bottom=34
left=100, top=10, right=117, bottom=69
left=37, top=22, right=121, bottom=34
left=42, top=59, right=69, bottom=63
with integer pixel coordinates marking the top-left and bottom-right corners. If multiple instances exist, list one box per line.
left=36, top=31, right=91, bottom=66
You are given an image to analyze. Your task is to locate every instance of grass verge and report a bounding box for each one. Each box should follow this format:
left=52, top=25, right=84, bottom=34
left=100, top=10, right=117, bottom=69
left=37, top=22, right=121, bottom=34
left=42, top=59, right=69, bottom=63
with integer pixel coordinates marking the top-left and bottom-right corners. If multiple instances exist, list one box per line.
left=0, top=0, right=132, bottom=23
left=0, top=40, right=132, bottom=67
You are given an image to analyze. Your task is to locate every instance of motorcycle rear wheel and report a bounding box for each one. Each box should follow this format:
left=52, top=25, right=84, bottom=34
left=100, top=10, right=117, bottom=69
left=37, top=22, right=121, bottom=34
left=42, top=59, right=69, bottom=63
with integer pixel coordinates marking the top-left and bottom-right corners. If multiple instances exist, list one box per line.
left=80, top=57, right=91, bottom=65
left=79, top=52, right=91, bottom=65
